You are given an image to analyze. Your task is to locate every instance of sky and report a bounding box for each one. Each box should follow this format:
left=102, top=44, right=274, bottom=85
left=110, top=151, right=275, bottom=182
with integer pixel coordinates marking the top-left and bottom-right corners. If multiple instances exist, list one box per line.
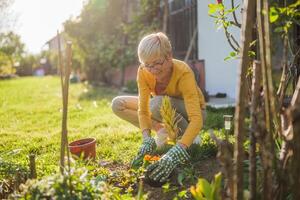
left=11, top=0, right=85, bottom=54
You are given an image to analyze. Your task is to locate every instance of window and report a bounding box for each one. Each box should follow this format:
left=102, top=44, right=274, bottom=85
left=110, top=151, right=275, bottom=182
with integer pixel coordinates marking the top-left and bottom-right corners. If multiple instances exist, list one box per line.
left=167, top=0, right=197, bottom=60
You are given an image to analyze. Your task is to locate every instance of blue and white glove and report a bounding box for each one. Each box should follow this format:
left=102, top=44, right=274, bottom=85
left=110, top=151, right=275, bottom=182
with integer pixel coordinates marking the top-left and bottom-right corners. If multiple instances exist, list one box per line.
left=131, top=137, right=156, bottom=169
left=146, top=144, right=190, bottom=182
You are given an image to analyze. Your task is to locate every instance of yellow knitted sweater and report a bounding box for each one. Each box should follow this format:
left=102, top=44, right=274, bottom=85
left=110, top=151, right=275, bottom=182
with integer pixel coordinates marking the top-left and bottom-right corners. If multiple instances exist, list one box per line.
left=137, top=59, right=206, bottom=146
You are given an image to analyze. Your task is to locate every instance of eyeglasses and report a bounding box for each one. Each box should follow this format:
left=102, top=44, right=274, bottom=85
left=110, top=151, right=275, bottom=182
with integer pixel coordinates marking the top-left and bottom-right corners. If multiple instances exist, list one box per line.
left=144, top=59, right=165, bottom=69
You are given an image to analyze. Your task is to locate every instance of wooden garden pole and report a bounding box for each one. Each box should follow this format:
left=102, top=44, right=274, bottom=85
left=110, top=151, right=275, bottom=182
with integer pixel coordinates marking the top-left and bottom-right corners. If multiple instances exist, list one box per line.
left=249, top=61, right=261, bottom=200
left=257, top=1, right=279, bottom=199
left=57, top=31, right=65, bottom=174
left=64, top=41, right=72, bottom=172
left=58, top=31, right=72, bottom=174
left=233, top=0, right=256, bottom=199
left=257, top=1, right=272, bottom=198
left=14, top=169, right=21, bottom=191
left=29, top=154, right=37, bottom=179
left=263, top=0, right=280, bottom=135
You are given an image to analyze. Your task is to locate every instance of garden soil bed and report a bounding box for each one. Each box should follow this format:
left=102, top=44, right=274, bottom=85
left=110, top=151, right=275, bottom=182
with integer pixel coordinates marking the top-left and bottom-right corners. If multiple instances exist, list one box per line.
left=102, top=157, right=220, bottom=200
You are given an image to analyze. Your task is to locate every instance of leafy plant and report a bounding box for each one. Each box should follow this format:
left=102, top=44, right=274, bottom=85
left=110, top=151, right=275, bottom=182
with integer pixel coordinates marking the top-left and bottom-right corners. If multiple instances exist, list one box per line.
left=204, top=106, right=235, bottom=130
left=18, top=167, right=136, bottom=199
left=160, top=96, right=182, bottom=143
left=124, top=80, right=138, bottom=94
left=190, top=172, right=222, bottom=200
left=0, top=158, right=29, bottom=199
left=208, top=1, right=241, bottom=53
left=269, top=1, right=300, bottom=35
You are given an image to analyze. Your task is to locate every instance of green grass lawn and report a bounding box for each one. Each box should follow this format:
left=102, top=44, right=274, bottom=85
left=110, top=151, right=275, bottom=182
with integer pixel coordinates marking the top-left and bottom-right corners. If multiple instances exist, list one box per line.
left=0, top=76, right=141, bottom=177
left=0, top=76, right=236, bottom=199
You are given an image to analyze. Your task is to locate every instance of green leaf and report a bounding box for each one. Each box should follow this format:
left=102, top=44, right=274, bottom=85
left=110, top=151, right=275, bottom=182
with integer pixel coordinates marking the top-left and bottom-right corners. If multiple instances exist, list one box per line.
left=274, top=26, right=284, bottom=33
left=177, top=190, right=187, bottom=198
left=249, top=40, right=257, bottom=47
left=208, top=4, right=218, bottom=15
left=224, top=51, right=238, bottom=61
left=162, top=182, right=170, bottom=191
left=211, top=172, right=222, bottom=200
left=177, top=172, right=185, bottom=186
left=198, top=178, right=212, bottom=199
left=248, top=51, right=256, bottom=57
left=190, top=186, right=205, bottom=200
left=224, top=56, right=232, bottom=61
left=230, top=51, right=237, bottom=57
left=269, top=7, right=279, bottom=23
left=208, top=3, right=224, bottom=15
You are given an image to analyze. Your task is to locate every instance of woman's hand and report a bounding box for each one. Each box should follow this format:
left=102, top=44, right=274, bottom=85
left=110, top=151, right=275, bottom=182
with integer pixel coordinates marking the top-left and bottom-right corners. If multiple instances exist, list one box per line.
left=146, top=143, right=190, bottom=183
left=131, top=137, right=156, bottom=169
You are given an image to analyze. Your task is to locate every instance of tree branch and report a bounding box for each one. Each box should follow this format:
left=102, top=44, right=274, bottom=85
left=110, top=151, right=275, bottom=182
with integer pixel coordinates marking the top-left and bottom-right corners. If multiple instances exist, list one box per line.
left=224, top=28, right=239, bottom=52
left=231, top=0, right=241, bottom=28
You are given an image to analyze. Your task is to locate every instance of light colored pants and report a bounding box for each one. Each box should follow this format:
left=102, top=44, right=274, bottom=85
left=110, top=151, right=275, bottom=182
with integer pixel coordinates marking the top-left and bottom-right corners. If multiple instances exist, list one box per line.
left=111, top=95, right=206, bottom=144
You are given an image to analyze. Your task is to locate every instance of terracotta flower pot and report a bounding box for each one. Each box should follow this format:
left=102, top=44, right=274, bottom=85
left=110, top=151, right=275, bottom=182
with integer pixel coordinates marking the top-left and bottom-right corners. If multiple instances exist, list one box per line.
left=69, top=138, right=96, bottom=160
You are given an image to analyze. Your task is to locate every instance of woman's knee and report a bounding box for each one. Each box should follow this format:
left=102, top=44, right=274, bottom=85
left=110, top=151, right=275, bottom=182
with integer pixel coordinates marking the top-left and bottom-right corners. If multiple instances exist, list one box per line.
left=111, top=96, right=126, bottom=114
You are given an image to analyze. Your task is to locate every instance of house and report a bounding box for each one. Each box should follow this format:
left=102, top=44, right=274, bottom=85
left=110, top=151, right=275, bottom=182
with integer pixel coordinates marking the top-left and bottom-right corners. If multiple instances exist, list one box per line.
left=45, top=33, right=66, bottom=53
left=107, top=0, right=239, bottom=107
left=165, top=0, right=239, bottom=107
left=44, top=33, right=80, bottom=76
left=43, top=0, right=240, bottom=107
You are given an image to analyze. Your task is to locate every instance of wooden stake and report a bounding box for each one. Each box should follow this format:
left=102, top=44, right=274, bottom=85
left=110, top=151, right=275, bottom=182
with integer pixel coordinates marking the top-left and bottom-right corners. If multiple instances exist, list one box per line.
left=57, top=31, right=65, bottom=174
left=249, top=61, right=261, bottom=200
left=58, top=30, right=72, bottom=174
left=257, top=1, right=277, bottom=199
left=64, top=41, right=72, bottom=172
left=29, top=154, right=37, bottom=179
left=233, top=0, right=256, bottom=199
left=263, top=0, right=280, bottom=134
left=14, top=169, right=21, bottom=192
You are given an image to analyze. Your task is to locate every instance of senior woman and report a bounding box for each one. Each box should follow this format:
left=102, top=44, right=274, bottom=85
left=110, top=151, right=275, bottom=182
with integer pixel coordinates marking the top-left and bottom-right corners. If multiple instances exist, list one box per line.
left=111, top=32, right=206, bottom=183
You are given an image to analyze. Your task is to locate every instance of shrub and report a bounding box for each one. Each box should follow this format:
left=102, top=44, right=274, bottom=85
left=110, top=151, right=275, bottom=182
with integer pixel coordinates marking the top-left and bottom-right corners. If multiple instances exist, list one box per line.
left=204, top=106, right=235, bottom=130
left=124, top=80, right=138, bottom=94
left=18, top=167, right=135, bottom=199
left=188, top=131, right=218, bottom=161
left=0, top=158, right=29, bottom=199
left=0, top=159, right=29, bottom=180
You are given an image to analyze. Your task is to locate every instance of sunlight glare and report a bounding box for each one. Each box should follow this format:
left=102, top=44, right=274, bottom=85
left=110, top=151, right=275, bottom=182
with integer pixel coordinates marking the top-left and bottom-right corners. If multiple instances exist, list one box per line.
left=11, top=0, right=85, bottom=54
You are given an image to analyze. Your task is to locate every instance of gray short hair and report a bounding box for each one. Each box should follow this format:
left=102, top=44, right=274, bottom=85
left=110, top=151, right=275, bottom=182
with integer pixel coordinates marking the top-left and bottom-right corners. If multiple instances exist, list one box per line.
left=138, top=32, right=172, bottom=64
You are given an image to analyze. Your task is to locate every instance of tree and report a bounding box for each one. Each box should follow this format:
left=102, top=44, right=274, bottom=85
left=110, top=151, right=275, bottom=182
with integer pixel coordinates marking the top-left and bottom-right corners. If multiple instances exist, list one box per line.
left=63, top=0, right=161, bottom=84
left=0, top=0, right=15, bottom=31
left=63, top=0, right=124, bottom=83
left=208, top=0, right=300, bottom=199
left=0, top=31, right=25, bottom=75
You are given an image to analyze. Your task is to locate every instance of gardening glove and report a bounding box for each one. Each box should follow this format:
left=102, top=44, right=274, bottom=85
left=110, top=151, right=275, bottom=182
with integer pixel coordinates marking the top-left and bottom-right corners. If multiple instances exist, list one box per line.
left=131, top=137, right=156, bottom=169
left=146, top=144, right=190, bottom=183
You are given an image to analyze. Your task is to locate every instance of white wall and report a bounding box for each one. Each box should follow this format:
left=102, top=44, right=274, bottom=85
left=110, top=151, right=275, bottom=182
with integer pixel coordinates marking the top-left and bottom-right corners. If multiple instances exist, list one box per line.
left=197, top=0, right=241, bottom=99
